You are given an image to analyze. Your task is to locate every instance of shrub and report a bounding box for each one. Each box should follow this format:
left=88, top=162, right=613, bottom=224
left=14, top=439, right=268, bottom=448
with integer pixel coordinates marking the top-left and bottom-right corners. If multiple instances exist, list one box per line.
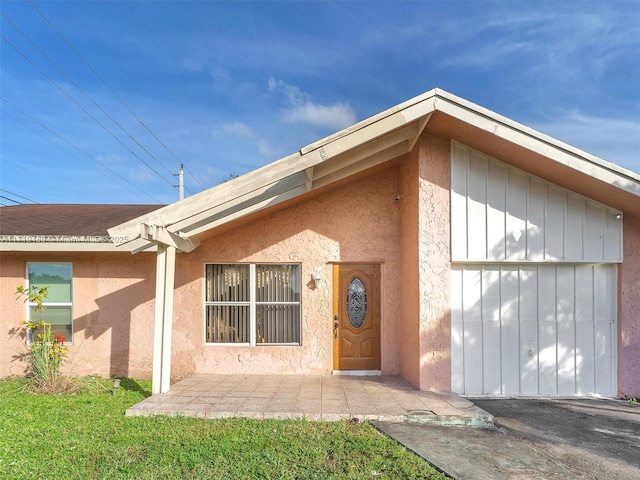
left=16, top=285, right=72, bottom=393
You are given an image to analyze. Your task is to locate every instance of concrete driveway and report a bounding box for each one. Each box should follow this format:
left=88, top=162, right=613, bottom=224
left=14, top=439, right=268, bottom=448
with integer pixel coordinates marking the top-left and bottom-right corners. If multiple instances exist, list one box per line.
left=374, top=397, right=640, bottom=479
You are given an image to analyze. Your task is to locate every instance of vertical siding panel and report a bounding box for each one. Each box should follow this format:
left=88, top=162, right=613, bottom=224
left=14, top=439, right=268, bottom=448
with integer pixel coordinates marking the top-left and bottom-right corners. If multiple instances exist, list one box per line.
left=519, top=266, right=539, bottom=395
left=502, top=266, right=521, bottom=394
left=604, top=210, right=622, bottom=261
left=467, top=152, right=488, bottom=259
left=538, top=265, right=557, bottom=396
left=482, top=267, right=501, bottom=394
left=593, top=265, right=614, bottom=396
left=463, top=267, right=483, bottom=395
left=574, top=265, right=595, bottom=394
left=487, top=161, right=508, bottom=260
left=585, top=203, right=605, bottom=261
left=451, top=144, right=469, bottom=261
left=557, top=266, right=577, bottom=395
left=506, top=171, right=528, bottom=260
left=565, top=195, right=585, bottom=261
left=545, top=187, right=565, bottom=260
left=527, top=178, right=546, bottom=261
left=451, top=267, right=465, bottom=393
left=527, top=179, right=545, bottom=261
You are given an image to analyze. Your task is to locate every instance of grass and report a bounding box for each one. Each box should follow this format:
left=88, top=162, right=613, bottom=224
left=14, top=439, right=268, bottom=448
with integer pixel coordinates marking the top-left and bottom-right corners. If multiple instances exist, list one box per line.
left=0, top=376, right=448, bottom=479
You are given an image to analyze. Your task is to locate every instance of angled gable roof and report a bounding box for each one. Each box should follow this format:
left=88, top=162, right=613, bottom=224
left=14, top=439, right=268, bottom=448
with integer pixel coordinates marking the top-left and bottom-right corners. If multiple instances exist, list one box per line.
left=108, top=88, right=640, bottom=253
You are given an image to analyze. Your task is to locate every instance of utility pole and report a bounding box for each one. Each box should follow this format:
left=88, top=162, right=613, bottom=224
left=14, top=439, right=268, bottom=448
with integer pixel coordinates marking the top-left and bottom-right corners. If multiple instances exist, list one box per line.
left=173, top=164, right=184, bottom=200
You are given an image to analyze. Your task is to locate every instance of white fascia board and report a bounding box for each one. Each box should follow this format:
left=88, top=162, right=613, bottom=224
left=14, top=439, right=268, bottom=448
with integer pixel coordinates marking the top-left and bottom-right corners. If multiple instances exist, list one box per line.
left=108, top=151, right=309, bottom=244
left=0, top=241, right=153, bottom=252
left=300, top=89, right=437, bottom=156
left=185, top=184, right=310, bottom=237
left=435, top=92, right=640, bottom=196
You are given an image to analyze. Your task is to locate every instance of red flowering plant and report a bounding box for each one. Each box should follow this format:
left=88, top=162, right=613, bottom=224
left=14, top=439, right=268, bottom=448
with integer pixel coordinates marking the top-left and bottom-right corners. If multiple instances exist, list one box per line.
left=16, top=285, right=69, bottom=392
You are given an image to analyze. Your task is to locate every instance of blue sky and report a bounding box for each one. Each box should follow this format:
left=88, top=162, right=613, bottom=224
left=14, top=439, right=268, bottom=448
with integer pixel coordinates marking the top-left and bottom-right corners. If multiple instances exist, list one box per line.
left=1, top=1, right=639, bottom=205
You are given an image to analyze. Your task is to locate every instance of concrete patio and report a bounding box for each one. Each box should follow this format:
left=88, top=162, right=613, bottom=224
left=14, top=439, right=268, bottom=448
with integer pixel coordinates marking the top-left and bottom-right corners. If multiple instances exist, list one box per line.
left=125, top=374, right=492, bottom=426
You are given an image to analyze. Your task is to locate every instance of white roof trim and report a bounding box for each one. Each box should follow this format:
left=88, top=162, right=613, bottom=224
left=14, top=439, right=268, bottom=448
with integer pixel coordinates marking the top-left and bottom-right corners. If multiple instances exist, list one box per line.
left=108, top=88, right=640, bottom=251
left=0, top=241, right=155, bottom=252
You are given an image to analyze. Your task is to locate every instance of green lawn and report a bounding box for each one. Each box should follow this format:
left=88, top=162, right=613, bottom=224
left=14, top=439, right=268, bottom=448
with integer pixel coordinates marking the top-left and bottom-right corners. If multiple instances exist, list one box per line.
left=0, top=377, right=448, bottom=479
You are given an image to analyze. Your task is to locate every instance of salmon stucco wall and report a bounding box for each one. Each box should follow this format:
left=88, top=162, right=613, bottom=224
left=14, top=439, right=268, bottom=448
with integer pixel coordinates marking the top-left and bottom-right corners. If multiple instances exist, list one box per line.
left=417, top=134, right=452, bottom=390
left=1, top=252, right=156, bottom=379
left=167, top=167, right=403, bottom=379
left=398, top=146, right=421, bottom=387
left=620, top=213, right=640, bottom=397
left=397, top=133, right=452, bottom=391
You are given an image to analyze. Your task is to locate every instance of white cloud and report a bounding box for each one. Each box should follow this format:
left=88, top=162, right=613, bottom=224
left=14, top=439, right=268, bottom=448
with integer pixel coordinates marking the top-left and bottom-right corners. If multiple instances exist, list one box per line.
left=268, top=78, right=357, bottom=131
left=128, top=165, right=158, bottom=182
left=221, top=121, right=254, bottom=138
left=257, top=139, right=277, bottom=158
left=95, top=153, right=123, bottom=163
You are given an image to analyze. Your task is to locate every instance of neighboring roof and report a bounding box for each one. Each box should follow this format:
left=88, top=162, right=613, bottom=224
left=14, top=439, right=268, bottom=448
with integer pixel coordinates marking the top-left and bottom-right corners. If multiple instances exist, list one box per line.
left=0, top=204, right=164, bottom=252
left=109, top=88, right=640, bottom=254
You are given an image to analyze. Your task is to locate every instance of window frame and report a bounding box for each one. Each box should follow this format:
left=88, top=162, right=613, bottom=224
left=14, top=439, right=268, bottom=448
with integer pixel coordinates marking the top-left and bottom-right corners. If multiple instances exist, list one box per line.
left=203, top=263, right=302, bottom=346
left=25, top=262, right=73, bottom=345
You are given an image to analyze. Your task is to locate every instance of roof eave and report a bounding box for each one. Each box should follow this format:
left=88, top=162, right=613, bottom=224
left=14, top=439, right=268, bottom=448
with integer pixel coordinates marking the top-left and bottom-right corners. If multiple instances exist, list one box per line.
left=108, top=88, right=640, bottom=251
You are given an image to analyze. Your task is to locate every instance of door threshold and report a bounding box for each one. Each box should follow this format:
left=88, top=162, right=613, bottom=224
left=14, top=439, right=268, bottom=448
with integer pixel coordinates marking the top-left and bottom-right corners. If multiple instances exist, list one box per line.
left=332, top=370, right=382, bottom=376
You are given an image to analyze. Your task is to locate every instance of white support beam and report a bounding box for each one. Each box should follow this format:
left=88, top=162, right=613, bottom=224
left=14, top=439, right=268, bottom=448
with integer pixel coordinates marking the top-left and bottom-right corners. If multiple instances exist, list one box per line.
left=170, top=170, right=310, bottom=235
left=152, top=244, right=176, bottom=394
left=311, top=142, right=410, bottom=190
left=312, top=124, right=417, bottom=183
left=407, top=112, right=433, bottom=152
left=140, top=223, right=200, bottom=253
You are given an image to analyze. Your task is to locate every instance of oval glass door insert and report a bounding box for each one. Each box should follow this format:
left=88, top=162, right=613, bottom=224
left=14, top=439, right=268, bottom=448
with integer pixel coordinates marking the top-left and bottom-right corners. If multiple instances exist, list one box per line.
left=346, top=277, right=367, bottom=328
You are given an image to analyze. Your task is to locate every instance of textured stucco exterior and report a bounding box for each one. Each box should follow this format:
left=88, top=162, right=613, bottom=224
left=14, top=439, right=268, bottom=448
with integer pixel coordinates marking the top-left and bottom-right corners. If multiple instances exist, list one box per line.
left=1, top=167, right=405, bottom=380
left=2, top=129, right=639, bottom=397
left=168, top=167, right=403, bottom=378
left=396, top=134, right=452, bottom=391
left=417, top=135, right=452, bottom=391
left=1, top=252, right=156, bottom=379
left=620, top=214, right=640, bottom=397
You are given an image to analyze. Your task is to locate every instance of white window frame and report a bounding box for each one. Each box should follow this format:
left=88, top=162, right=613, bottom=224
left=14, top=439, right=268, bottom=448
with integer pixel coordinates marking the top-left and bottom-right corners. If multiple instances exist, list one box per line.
left=25, top=262, right=73, bottom=345
left=204, top=263, right=301, bottom=346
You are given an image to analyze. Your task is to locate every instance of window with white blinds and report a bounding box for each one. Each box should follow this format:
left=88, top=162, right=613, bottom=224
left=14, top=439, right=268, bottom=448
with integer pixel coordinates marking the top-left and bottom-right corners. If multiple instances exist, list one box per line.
left=205, top=264, right=301, bottom=345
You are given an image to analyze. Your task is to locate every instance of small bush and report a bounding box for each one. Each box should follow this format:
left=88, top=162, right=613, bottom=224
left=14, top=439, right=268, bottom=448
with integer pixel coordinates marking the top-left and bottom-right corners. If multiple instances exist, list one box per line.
left=16, top=285, right=72, bottom=394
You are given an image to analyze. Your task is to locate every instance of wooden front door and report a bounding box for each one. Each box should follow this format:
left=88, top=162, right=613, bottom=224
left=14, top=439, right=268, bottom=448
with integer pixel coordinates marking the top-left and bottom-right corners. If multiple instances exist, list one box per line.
left=332, top=264, right=381, bottom=370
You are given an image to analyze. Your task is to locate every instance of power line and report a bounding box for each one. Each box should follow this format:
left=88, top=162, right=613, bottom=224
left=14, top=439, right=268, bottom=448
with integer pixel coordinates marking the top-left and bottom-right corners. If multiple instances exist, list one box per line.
left=184, top=164, right=206, bottom=191
left=1, top=99, right=163, bottom=203
left=0, top=195, right=22, bottom=205
left=0, top=189, right=38, bottom=203
left=1, top=34, right=176, bottom=190
left=2, top=11, right=177, bottom=180
left=27, top=0, right=204, bottom=194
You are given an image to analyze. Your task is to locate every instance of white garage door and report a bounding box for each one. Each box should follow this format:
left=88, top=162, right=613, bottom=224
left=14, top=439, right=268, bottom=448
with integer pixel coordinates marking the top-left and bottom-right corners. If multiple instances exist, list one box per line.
left=451, top=264, right=617, bottom=397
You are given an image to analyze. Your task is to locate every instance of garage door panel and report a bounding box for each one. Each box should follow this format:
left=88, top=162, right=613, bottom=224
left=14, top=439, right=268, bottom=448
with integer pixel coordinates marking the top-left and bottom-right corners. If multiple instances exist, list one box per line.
left=519, top=266, right=538, bottom=320
left=557, top=322, right=577, bottom=395
left=501, top=266, right=520, bottom=321
left=451, top=320, right=464, bottom=393
left=557, top=266, right=576, bottom=322
left=452, top=264, right=616, bottom=397
left=520, top=321, right=539, bottom=395
left=463, top=320, right=484, bottom=395
left=483, top=321, right=502, bottom=394
left=539, top=320, right=558, bottom=396
left=575, top=322, right=596, bottom=395
left=595, top=321, right=614, bottom=396
left=501, top=322, right=520, bottom=394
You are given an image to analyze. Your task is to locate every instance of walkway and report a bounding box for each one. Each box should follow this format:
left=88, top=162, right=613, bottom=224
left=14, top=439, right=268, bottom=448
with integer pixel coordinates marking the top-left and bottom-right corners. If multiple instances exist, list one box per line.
left=126, top=374, right=492, bottom=426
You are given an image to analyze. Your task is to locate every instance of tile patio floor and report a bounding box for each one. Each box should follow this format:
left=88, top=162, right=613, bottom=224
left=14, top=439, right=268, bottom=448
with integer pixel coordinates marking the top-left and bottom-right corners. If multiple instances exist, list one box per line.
left=126, top=374, right=492, bottom=426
